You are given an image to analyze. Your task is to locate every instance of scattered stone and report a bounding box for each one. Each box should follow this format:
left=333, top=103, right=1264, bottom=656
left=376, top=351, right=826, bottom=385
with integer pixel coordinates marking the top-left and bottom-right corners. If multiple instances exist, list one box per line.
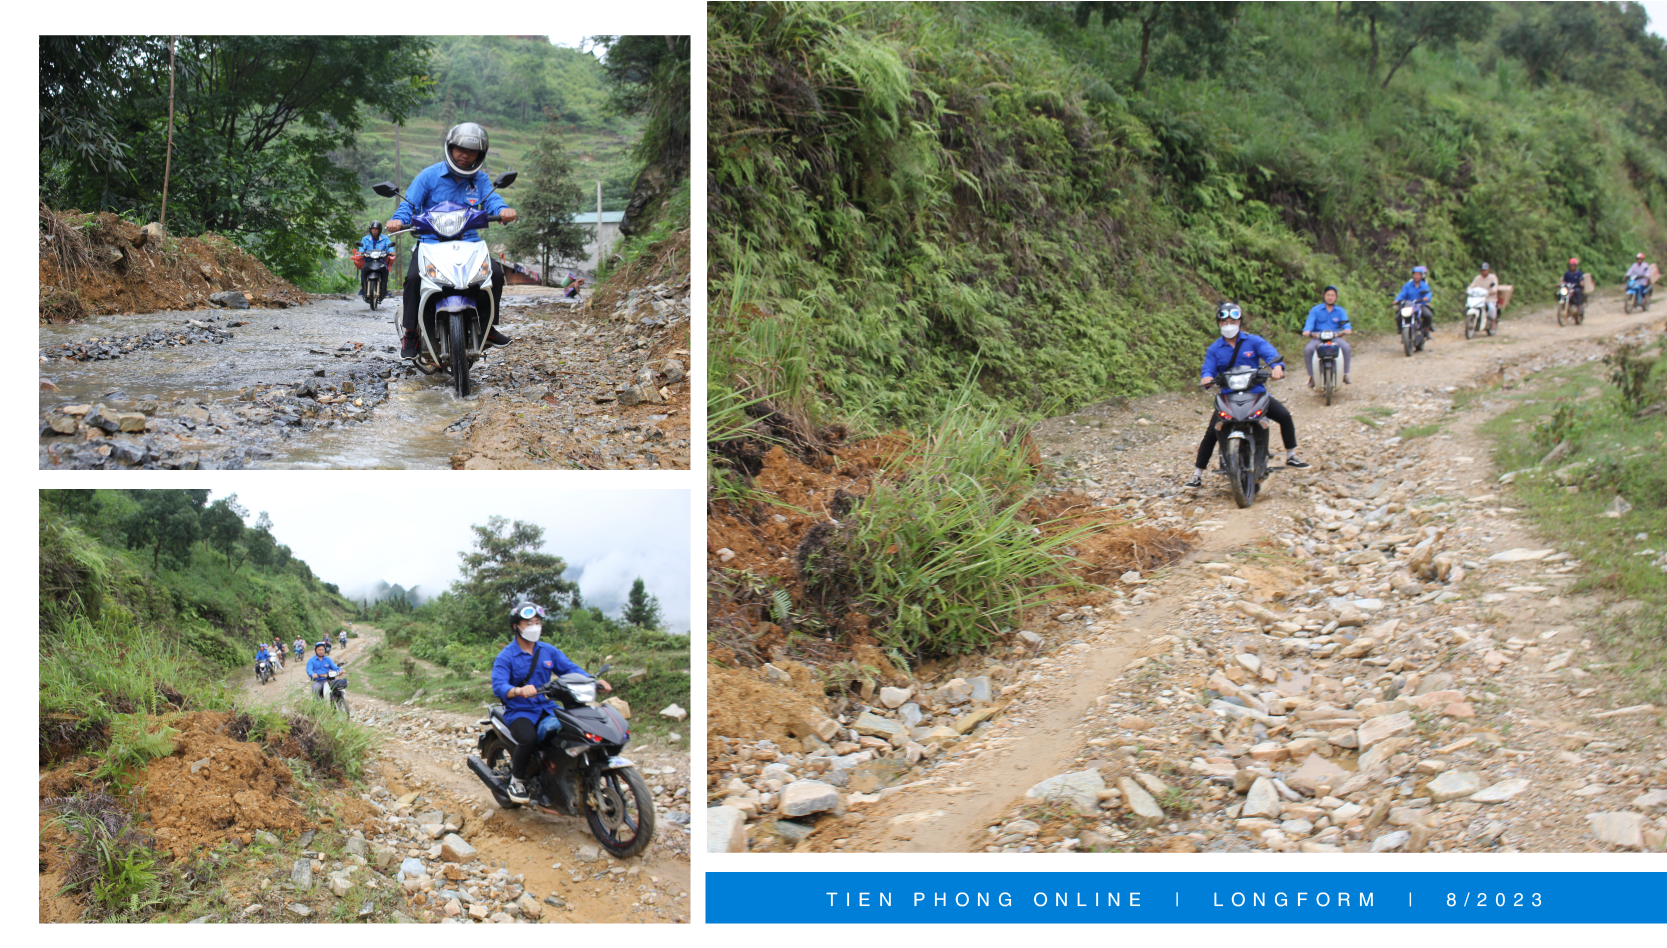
left=1425, top=770, right=1483, bottom=803
left=1470, top=778, right=1531, bottom=804
left=1587, top=812, right=1645, bottom=849
left=439, top=833, right=477, bottom=863
left=1117, top=776, right=1164, bottom=827
left=1024, top=770, right=1106, bottom=816
left=779, top=780, right=840, bottom=817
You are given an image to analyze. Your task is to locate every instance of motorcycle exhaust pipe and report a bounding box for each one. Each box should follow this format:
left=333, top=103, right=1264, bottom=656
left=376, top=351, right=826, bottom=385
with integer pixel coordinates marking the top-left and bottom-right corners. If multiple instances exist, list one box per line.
left=466, top=755, right=505, bottom=794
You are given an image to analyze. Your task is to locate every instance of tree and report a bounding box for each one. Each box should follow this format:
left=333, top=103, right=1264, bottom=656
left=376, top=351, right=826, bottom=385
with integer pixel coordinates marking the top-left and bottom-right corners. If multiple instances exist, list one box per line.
left=39, top=35, right=435, bottom=282
left=121, top=490, right=201, bottom=571
left=622, top=577, right=663, bottom=629
left=42, top=489, right=99, bottom=518
left=1345, top=2, right=1492, bottom=89
left=458, top=516, right=581, bottom=630
left=502, top=117, right=588, bottom=284
left=247, top=512, right=277, bottom=569
left=200, top=493, right=248, bottom=570
left=1072, top=2, right=1240, bottom=91
left=591, top=34, right=690, bottom=233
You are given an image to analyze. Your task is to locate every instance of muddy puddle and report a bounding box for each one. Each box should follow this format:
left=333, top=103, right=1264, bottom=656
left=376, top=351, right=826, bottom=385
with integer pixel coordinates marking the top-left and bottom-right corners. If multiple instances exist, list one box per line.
left=39, top=292, right=564, bottom=469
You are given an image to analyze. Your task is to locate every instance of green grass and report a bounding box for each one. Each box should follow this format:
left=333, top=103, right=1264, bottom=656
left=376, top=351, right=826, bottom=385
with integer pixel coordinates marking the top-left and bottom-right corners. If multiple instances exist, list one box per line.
left=1397, top=423, right=1446, bottom=440
left=1480, top=351, right=1667, bottom=701
left=1354, top=406, right=1397, bottom=428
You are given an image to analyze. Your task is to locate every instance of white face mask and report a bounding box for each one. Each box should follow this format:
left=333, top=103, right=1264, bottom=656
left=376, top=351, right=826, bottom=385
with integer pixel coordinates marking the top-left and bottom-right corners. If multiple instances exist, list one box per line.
left=521, top=624, right=542, bottom=643
left=1219, top=324, right=1240, bottom=339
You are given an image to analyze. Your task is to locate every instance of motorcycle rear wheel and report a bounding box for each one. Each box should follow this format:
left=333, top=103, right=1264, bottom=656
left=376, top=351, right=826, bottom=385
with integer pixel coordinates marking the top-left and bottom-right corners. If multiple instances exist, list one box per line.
left=479, top=732, right=522, bottom=809
left=450, top=314, right=471, bottom=398
left=1574, top=304, right=1584, bottom=326
left=1225, top=436, right=1256, bottom=509
left=583, top=766, right=656, bottom=859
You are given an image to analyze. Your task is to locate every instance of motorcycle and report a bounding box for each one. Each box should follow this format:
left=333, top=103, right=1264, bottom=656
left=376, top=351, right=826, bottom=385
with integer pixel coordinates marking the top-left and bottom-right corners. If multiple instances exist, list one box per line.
left=371, top=173, right=517, bottom=398
left=1557, top=283, right=1584, bottom=326
left=318, top=670, right=349, bottom=716
left=466, top=664, right=656, bottom=858
left=1313, top=331, right=1341, bottom=406
left=1463, top=286, right=1494, bottom=339
left=362, top=249, right=393, bottom=310
left=1396, top=301, right=1429, bottom=356
left=1625, top=275, right=1652, bottom=314
left=256, top=658, right=274, bottom=685
left=1209, top=365, right=1278, bottom=509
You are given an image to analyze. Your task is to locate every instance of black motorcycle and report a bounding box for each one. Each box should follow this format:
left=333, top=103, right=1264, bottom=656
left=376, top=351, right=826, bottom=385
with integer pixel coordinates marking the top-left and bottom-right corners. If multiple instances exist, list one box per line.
left=363, top=249, right=393, bottom=310
left=1210, top=365, right=1279, bottom=509
left=1396, top=300, right=1430, bottom=356
left=256, top=658, right=274, bottom=685
left=323, top=670, right=349, bottom=716
left=1312, top=331, right=1341, bottom=406
left=467, top=666, right=655, bottom=858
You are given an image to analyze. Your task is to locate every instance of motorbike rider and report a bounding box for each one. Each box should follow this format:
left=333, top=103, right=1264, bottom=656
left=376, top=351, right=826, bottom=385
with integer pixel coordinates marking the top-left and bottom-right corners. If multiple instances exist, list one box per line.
left=1395, top=265, right=1435, bottom=339
left=1301, top=285, right=1353, bottom=386
left=1185, top=302, right=1309, bottom=489
left=339, top=628, right=348, bottom=651
left=1562, top=257, right=1588, bottom=310
left=306, top=641, right=342, bottom=700
left=357, top=221, right=394, bottom=301
left=491, top=602, right=613, bottom=804
left=293, top=636, right=306, bottom=661
left=1469, top=262, right=1500, bottom=328
left=255, top=642, right=271, bottom=678
left=385, top=122, right=518, bottom=359
left=1625, top=252, right=1653, bottom=299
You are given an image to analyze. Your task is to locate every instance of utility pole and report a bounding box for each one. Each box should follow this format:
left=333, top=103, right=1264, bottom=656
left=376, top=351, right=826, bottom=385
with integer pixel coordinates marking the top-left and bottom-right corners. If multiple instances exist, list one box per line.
left=596, top=179, right=603, bottom=270
left=395, top=123, right=402, bottom=187
left=160, top=36, right=176, bottom=226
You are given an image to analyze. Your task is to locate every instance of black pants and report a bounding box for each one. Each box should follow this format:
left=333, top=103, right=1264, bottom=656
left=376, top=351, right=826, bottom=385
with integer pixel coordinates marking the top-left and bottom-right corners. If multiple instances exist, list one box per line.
left=509, top=716, right=539, bottom=780
left=401, top=250, right=506, bottom=335
left=1196, top=396, right=1296, bottom=469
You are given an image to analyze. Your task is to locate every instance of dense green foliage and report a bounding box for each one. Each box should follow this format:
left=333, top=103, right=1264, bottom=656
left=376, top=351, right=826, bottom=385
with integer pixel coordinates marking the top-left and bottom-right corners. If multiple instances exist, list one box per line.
left=710, top=1, right=1667, bottom=433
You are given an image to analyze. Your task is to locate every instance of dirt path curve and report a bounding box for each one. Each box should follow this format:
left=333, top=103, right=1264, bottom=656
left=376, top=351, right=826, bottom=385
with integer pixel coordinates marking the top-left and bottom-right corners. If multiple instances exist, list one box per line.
left=231, top=624, right=691, bottom=920
left=823, top=290, right=1666, bottom=853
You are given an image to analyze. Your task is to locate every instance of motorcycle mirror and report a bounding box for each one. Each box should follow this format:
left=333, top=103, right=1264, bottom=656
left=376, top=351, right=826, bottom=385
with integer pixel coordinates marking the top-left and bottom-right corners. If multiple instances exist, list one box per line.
left=493, top=171, right=518, bottom=188
left=372, top=181, right=399, bottom=198
left=597, top=662, right=613, bottom=676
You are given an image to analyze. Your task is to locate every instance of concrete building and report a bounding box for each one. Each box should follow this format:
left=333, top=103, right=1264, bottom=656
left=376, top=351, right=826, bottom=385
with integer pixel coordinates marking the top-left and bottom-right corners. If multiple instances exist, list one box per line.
left=569, top=210, right=625, bottom=272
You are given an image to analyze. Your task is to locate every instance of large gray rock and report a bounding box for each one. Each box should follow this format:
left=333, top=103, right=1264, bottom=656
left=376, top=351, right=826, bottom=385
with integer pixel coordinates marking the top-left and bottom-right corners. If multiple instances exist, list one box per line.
left=397, top=857, right=426, bottom=880
left=209, top=290, right=251, bottom=309
left=779, top=780, right=840, bottom=817
left=327, top=870, right=354, bottom=897
left=1587, top=812, right=1645, bottom=849
left=1024, top=770, right=1106, bottom=816
left=1425, top=770, right=1483, bottom=803
left=343, top=837, right=369, bottom=858
left=1470, top=778, right=1531, bottom=803
left=1371, top=830, right=1410, bottom=852
left=707, top=806, right=747, bottom=853
left=291, top=858, right=314, bottom=890
left=1241, top=777, right=1282, bottom=819
left=1117, top=776, right=1164, bottom=827
left=1357, top=711, right=1414, bottom=751
left=1285, top=753, right=1348, bottom=795
left=852, top=711, right=904, bottom=740
left=878, top=687, right=911, bottom=709
left=439, top=833, right=477, bottom=863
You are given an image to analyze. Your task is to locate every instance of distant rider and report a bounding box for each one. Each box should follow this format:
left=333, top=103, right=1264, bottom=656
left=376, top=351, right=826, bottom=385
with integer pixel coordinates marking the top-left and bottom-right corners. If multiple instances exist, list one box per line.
left=1185, top=302, right=1309, bottom=489
left=491, top=602, right=612, bottom=804
left=1625, top=252, right=1652, bottom=300
left=357, top=221, right=394, bottom=301
left=306, top=641, right=342, bottom=700
left=1301, top=285, right=1353, bottom=386
left=1562, top=257, right=1588, bottom=310
left=293, top=636, right=306, bottom=662
left=1395, top=265, right=1434, bottom=339
left=255, top=642, right=271, bottom=678
left=385, top=122, right=518, bottom=358
left=1468, top=262, right=1500, bottom=329
left=339, top=628, right=348, bottom=651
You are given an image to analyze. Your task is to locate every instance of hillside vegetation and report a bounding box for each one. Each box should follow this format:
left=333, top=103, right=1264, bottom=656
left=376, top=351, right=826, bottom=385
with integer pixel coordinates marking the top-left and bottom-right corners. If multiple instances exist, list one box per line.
left=710, top=1, right=1667, bottom=431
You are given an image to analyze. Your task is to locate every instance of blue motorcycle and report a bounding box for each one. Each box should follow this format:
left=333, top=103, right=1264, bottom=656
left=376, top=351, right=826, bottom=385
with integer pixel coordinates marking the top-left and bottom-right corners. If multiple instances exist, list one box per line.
left=1625, top=275, right=1652, bottom=314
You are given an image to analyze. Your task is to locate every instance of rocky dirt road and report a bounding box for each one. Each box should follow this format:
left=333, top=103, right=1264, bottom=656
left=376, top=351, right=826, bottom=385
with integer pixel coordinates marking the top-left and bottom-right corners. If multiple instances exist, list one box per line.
left=238, top=625, right=690, bottom=921
left=710, top=293, right=1666, bottom=855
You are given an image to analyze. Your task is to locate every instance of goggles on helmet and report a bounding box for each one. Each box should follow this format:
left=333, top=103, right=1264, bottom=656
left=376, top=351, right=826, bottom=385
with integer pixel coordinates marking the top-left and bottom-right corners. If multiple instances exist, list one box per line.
left=514, top=604, right=546, bottom=620
left=1216, top=306, right=1242, bottom=322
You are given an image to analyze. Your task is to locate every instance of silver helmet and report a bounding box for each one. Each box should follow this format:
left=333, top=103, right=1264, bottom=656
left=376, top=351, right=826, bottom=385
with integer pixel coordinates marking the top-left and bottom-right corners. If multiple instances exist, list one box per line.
left=444, top=122, right=489, bottom=176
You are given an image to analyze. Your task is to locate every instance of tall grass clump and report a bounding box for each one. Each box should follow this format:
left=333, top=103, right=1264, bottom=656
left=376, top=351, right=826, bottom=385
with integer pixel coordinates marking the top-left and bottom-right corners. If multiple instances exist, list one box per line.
left=799, top=392, right=1091, bottom=657
left=46, top=792, right=165, bottom=917
left=40, top=611, right=227, bottom=719
left=285, top=698, right=376, bottom=783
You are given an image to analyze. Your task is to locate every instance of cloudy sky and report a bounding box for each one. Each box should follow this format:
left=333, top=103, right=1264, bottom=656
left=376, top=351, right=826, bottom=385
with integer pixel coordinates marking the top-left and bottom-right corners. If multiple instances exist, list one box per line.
left=209, top=487, right=691, bottom=633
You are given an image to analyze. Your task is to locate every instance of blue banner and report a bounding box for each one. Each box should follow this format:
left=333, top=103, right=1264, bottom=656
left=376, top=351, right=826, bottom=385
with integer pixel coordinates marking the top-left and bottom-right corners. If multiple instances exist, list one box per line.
left=707, top=872, right=1666, bottom=924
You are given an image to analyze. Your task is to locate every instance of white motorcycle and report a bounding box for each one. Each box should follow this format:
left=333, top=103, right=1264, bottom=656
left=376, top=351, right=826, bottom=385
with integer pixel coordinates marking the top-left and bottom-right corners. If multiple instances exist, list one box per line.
left=372, top=172, right=516, bottom=397
left=1463, top=285, right=1494, bottom=339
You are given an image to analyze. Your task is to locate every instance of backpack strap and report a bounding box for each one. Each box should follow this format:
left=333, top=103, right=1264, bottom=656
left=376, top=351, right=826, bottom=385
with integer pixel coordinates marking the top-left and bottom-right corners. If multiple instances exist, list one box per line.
left=515, top=643, right=545, bottom=689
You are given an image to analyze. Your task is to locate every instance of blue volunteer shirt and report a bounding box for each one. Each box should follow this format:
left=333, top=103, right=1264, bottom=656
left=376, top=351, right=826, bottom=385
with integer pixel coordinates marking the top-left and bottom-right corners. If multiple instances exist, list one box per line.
left=1395, top=279, right=1432, bottom=305
left=491, top=640, right=587, bottom=725
left=306, top=655, right=341, bottom=680
left=358, top=234, right=393, bottom=253
left=390, top=161, right=510, bottom=244
left=1302, top=303, right=1351, bottom=334
left=1201, top=332, right=1283, bottom=395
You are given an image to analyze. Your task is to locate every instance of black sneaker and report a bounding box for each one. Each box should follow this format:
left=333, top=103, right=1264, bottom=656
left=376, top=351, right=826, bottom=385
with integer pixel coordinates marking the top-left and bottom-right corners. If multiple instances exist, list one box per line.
left=1285, top=456, right=1311, bottom=469
left=400, top=333, right=420, bottom=358
left=485, top=327, right=512, bottom=349
left=1184, top=473, right=1202, bottom=488
left=506, top=778, right=530, bottom=804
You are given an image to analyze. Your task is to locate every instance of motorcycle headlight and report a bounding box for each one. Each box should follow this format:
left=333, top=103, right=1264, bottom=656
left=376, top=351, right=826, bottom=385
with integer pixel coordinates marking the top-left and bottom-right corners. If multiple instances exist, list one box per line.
left=1319, top=332, right=1334, bottom=341
left=568, top=682, right=597, bottom=704
left=430, top=209, right=469, bottom=238
left=424, top=262, right=453, bottom=287
left=1400, top=305, right=1414, bottom=317
left=1227, top=373, right=1252, bottom=391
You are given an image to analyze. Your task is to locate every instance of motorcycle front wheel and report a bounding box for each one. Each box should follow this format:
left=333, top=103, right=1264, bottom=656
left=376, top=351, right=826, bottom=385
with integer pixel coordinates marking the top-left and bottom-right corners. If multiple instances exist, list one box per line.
left=1401, top=323, right=1414, bottom=357
left=584, top=766, right=656, bottom=859
left=1464, top=313, right=1475, bottom=339
left=1557, top=300, right=1568, bottom=326
left=1625, top=293, right=1635, bottom=315
left=369, top=273, right=381, bottom=310
left=1321, top=362, right=1335, bottom=406
left=450, top=314, right=471, bottom=398
left=1224, top=435, right=1256, bottom=509
left=333, top=694, right=350, bottom=718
